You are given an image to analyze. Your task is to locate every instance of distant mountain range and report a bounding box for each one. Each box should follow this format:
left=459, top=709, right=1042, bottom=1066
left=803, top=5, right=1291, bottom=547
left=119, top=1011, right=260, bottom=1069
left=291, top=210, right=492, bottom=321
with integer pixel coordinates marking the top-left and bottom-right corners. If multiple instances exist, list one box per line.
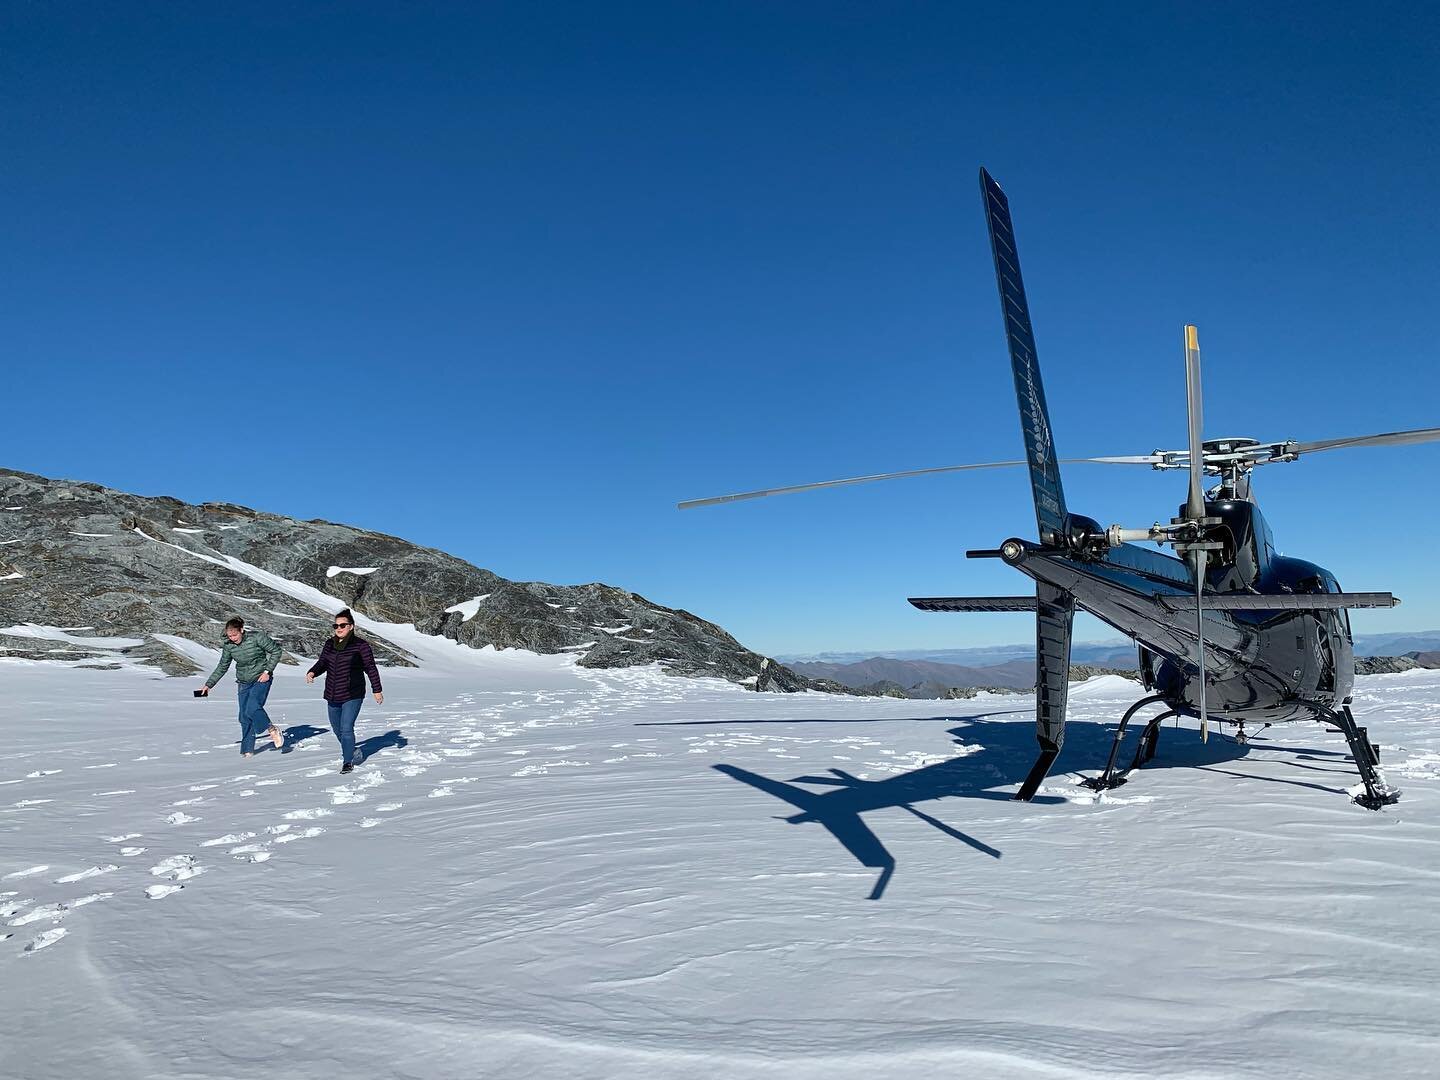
left=781, top=631, right=1440, bottom=668
left=787, top=633, right=1440, bottom=700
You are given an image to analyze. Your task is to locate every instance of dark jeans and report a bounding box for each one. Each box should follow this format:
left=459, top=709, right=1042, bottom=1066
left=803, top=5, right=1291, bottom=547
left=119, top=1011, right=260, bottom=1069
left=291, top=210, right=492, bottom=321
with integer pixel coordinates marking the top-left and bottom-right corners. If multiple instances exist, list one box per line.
left=236, top=679, right=274, bottom=755
left=328, top=697, right=364, bottom=764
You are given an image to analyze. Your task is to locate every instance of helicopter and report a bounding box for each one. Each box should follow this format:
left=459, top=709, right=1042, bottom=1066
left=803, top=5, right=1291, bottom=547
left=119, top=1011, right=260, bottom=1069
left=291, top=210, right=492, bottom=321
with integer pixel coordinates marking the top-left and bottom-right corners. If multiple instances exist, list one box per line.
left=681, top=168, right=1440, bottom=810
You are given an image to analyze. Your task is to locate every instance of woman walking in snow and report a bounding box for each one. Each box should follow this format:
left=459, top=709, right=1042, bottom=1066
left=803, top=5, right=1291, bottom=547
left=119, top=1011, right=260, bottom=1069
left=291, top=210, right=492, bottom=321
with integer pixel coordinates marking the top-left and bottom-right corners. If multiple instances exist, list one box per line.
left=306, top=609, right=384, bottom=773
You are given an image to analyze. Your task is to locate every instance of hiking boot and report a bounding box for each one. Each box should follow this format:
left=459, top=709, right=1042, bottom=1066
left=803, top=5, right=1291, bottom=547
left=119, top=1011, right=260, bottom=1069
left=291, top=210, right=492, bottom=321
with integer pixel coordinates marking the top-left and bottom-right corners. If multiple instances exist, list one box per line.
left=341, top=762, right=354, bottom=774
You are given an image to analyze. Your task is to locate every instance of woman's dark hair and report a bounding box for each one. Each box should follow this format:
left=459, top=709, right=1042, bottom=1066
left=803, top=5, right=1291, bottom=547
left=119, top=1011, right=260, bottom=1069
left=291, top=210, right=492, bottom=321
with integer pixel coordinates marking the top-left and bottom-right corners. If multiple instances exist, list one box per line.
left=225, top=617, right=245, bottom=631
left=335, top=608, right=354, bottom=626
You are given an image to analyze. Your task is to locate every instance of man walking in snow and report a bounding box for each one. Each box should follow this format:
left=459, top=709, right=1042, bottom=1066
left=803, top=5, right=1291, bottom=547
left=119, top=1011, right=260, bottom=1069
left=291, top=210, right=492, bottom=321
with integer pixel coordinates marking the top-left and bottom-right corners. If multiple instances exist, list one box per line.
left=197, top=617, right=284, bottom=757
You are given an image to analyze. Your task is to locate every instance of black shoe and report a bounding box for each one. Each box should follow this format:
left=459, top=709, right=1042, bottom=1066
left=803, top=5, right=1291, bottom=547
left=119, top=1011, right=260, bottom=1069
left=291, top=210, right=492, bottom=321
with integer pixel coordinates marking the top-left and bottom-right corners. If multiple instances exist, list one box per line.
left=341, top=762, right=354, bottom=774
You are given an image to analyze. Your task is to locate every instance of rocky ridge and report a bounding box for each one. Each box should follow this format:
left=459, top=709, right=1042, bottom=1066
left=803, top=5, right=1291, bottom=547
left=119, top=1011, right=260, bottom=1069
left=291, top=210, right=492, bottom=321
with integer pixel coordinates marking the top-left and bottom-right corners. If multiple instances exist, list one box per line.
left=0, top=468, right=838, bottom=691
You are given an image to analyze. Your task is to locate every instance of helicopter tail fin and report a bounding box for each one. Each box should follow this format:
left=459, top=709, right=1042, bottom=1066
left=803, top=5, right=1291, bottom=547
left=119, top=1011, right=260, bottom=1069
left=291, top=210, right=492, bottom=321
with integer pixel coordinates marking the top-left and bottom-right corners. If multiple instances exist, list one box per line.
left=1015, top=582, right=1075, bottom=800
left=980, top=168, right=1068, bottom=547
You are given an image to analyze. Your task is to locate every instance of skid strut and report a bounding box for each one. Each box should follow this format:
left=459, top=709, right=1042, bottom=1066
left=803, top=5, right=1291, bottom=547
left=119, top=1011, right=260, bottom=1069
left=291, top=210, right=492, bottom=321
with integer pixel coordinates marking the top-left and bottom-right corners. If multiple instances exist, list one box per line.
left=1318, top=705, right=1400, bottom=810
left=1081, top=695, right=1175, bottom=792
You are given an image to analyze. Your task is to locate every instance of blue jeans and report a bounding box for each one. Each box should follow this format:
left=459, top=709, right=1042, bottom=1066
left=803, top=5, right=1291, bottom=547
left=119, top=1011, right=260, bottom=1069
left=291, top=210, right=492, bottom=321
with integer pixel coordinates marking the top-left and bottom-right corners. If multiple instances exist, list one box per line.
left=236, top=679, right=274, bottom=755
left=328, top=697, right=364, bottom=764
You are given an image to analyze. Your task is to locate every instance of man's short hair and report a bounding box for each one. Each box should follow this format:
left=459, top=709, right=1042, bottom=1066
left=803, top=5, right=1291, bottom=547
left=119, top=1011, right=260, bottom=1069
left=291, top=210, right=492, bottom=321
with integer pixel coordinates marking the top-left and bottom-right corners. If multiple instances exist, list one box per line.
left=225, top=617, right=245, bottom=632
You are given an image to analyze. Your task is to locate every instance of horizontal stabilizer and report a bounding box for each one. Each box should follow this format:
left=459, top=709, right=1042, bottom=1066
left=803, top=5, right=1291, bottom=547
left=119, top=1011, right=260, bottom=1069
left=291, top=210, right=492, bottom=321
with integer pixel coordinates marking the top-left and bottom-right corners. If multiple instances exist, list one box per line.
left=909, top=596, right=1039, bottom=612
left=1160, top=592, right=1399, bottom=612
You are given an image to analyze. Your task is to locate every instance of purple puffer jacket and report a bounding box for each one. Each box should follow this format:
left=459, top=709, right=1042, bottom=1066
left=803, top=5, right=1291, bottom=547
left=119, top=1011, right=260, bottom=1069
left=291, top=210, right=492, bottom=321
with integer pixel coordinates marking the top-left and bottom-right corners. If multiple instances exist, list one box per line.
left=308, top=636, right=383, bottom=703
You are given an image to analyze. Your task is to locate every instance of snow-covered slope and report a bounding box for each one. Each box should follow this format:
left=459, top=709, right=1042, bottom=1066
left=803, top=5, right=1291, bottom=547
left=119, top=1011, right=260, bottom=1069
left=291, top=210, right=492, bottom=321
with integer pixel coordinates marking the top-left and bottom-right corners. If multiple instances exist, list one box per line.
left=3, top=657, right=1439, bottom=1079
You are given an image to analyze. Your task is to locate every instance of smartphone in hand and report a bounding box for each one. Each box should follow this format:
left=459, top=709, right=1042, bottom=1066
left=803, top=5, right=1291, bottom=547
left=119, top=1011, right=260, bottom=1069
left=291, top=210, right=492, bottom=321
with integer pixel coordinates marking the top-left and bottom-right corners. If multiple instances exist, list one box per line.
left=193, top=689, right=206, bottom=698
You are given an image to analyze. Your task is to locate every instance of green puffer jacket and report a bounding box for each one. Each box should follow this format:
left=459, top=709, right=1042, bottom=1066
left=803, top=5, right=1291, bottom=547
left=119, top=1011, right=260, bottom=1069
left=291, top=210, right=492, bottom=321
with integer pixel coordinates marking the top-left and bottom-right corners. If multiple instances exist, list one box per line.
left=206, top=630, right=282, bottom=688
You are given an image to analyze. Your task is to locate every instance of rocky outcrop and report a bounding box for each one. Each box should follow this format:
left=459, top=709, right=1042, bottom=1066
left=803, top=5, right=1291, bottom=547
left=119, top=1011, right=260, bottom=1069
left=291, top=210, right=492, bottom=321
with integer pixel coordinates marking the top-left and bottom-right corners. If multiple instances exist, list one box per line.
left=0, top=468, right=829, bottom=691
left=1355, top=655, right=1420, bottom=675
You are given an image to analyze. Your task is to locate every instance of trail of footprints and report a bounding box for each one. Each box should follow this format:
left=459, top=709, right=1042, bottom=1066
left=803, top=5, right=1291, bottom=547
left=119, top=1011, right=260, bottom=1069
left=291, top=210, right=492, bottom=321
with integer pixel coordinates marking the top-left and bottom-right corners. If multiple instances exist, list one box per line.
left=2, top=684, right=608, bottom=958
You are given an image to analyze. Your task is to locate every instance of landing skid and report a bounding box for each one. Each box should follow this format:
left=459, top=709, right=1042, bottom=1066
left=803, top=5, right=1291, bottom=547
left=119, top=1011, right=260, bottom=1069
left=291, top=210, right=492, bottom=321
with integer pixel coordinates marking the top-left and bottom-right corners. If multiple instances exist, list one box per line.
left=1316, top=704, right=1401, bottom=810
left=1080, top=695, right=1174, bottom=793
left=1077, top=697, right=1401, bottom=809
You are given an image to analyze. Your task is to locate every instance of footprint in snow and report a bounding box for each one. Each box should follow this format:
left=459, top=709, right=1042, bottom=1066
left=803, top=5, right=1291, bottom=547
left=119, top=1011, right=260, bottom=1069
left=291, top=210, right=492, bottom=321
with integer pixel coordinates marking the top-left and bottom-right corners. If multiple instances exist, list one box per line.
left=55, top=865, right=118, bottom=884
left=145, top=884, right=183, bottom=900
left=282, top=808, right=332, bottom=820
left=8, top=902, right=66, bottom=926
left=120, top=847, right=147, bottom=857
left=25, top=770, right=62, bottom=778
left=3, top=866, right=49, bottom=880
left=255, top=779, right=283, bottom=786
left=274, top=827, right=324, bottom=844
left=24, top=927, right=67, bottom=952
left=228, top=843, right=272, bottom=863
left=200, top=833, right=255, bottom=847
left=374, top=802, right=403, bottom=812
left=150, top=855, right=203, bottom=882
left=171, top=798, right=204, bottom=807
left=165, top=812, right=199, bottom=825
left=358, top=818, right=384, bottom=828
left=106, top=834, right=142, bottom=843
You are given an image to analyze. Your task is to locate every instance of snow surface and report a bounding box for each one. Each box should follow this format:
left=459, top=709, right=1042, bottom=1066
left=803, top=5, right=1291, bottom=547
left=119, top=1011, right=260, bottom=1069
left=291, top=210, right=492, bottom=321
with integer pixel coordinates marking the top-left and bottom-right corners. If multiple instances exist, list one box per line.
left=1, top=624, right=146, bottom=649
left=445, top=594, right=492, bottom=621
left=326, top=565, right=378, bottom=578
left=3, top=651, right=1440, bottom=1078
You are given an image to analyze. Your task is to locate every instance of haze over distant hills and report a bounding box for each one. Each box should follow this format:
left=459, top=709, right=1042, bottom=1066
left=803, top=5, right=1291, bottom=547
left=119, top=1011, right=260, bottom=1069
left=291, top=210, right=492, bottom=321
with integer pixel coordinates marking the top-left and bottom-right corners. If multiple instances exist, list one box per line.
left=779, top=631, right=1440, bottom=669
left=784, top=631, right=1440, bottom=699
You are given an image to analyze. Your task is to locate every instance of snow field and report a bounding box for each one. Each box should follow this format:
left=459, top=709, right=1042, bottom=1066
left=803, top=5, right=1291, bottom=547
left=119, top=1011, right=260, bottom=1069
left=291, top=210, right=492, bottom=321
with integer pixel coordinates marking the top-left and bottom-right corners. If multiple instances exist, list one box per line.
left=2, top=659, right=1440, bottom=1079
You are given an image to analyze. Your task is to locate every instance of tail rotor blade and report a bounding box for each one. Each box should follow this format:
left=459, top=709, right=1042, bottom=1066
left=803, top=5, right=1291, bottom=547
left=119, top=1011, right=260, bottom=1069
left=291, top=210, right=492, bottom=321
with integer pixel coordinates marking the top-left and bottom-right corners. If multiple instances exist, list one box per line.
left=980, top=168, right=1068, bottom=546
left=1183, top=325, right=1205, bottom=520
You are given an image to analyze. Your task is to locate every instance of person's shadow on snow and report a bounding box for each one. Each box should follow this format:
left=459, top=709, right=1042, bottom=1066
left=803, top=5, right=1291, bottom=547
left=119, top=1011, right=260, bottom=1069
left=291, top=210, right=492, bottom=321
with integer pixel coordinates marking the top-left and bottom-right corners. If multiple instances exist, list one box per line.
left=709, top=712, right=1260, bottom=900
left=356, top=729, right=408, bottom=762
left=276, top=724, right=327, bottom=754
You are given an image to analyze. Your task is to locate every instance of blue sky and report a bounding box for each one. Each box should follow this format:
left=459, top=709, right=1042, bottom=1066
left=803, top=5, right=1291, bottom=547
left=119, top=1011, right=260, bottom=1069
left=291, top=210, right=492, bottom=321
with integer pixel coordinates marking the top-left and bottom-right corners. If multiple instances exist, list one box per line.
left=4, top=3, right=1438, bottom=655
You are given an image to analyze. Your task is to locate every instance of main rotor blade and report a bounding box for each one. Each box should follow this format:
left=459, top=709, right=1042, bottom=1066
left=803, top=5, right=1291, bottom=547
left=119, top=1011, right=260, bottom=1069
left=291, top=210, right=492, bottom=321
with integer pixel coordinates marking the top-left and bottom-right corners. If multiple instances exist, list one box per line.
left=677, top=456, right=1162, bottom=509
left=1290, top=426, right=1440, bottom=456
left=1183, top=325, right=1205, bottom=521
left=678, top=460, right=1025, bottom=509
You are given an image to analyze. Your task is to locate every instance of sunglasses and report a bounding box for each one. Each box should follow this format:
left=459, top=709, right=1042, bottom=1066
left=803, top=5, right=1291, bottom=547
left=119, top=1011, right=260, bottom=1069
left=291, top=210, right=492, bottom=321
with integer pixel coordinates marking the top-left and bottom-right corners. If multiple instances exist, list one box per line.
left=333, top=622, right=352, bottom=629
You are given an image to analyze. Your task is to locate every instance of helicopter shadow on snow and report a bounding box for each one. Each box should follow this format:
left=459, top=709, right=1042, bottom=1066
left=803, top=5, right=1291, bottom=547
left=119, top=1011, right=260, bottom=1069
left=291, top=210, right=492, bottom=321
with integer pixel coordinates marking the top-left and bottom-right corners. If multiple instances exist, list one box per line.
left=665, top=711, right=1324, bottom=900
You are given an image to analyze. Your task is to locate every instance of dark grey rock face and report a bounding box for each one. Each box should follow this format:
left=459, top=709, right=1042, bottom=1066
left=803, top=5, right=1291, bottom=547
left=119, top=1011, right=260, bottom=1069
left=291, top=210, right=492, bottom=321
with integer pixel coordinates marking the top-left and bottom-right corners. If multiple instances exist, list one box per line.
left=1355, top=655, right=1420, bottom=675
left=0, top=468, right=828, bottom=691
